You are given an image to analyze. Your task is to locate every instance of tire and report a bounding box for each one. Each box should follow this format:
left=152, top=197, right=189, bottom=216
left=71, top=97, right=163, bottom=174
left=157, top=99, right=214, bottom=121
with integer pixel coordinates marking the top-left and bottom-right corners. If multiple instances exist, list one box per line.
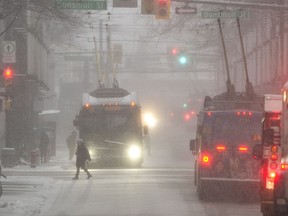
left=197, top=176, right=207, bottom=200
left=263, top=211, right=276, bottom=216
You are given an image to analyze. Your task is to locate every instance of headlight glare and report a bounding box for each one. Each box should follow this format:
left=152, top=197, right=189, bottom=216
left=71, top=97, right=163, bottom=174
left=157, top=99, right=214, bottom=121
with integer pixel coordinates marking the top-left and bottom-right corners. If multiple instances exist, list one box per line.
left=128, top=145, right=141, bottom=160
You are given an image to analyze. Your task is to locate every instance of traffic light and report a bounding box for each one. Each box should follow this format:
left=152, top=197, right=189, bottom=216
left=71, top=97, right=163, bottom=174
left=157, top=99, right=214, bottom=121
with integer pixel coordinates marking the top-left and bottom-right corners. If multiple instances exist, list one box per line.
left=2, top=67, right=14, bottom=87
left=3, top=67, right=14, bottom=80
left=141, top=0, right=155, bottom=14
left=179, top=55, right=187, bottom=65
left=155, top=0, right=170, bottom=20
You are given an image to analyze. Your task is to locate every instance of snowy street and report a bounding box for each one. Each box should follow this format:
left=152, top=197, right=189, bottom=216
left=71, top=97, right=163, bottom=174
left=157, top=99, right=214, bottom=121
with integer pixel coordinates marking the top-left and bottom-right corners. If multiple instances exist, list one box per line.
left=0, top=125, right=262, bottom=216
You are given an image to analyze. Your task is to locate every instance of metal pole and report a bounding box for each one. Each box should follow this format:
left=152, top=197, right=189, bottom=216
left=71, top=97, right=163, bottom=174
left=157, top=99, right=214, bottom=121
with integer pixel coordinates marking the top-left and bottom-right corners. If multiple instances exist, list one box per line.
left=217, top=18, right=234, bottom=97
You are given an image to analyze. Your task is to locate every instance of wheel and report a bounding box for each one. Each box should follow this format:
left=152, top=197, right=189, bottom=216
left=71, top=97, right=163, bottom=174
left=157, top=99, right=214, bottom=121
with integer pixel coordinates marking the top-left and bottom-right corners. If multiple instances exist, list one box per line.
left=197, top=176, right=207, bottom=200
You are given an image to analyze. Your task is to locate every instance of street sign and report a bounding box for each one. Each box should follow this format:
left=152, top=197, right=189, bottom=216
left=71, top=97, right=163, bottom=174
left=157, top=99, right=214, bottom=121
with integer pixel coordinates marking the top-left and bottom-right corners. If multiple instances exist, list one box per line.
left=2, top=41, right=16, bottom=63
left=113, top=0, right=137, bottom=8
left=175, top=6, right=197, bottom=15
left=201, top=10, right=249, bottom=19
left=54, top=1, right=107, bottom=10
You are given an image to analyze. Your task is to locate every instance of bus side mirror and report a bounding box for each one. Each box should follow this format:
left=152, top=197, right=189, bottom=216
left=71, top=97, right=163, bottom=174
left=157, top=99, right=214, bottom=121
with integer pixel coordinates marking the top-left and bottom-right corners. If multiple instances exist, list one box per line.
left=143, top=125, right=148, bottom=135
left=252, top=144, right=263, bottom=160
left=73, top=115, right=79, bottom=127
left=190, top=139, right=196, bottom=154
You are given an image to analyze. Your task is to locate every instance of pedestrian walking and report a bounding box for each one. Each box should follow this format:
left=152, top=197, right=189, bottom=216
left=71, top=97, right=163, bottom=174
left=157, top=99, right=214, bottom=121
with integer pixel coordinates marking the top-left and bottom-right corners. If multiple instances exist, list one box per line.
left=66, top=130, right=77, bottom=161
left=73, top=140, right=92, bottom=180
left=39, top=131, right=49, bottom=163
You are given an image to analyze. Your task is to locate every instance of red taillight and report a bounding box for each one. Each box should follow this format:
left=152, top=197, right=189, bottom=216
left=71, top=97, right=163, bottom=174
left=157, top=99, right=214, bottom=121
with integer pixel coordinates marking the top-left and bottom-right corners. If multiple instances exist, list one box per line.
left=236, top=111, right=253, bottom=116
left=271, top=145, right=278, bottom=153
left=216, top=144, right=226, bottom=152
left=238, top=145, right=248, bottom=152
left=203, top=156, right=209, bottom=163
left=270, top=162, right=278, bottom=169
left=281, top=163, right=288, bottom=170
left=207, top=112, right=212, bottom=117
left=270, top=154, right=278, bottom=161
left=269, top=172, right=276, bottom=178
left=201, top=153, right=211, bottom=166
left=184, top=114, right=190, bottom=120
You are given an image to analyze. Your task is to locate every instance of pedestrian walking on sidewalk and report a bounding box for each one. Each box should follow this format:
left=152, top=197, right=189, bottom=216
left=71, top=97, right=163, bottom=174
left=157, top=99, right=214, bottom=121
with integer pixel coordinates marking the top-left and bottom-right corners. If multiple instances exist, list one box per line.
left=73, top=140, right=92, bottom=180
left=40, top=131, right=50, bottom=163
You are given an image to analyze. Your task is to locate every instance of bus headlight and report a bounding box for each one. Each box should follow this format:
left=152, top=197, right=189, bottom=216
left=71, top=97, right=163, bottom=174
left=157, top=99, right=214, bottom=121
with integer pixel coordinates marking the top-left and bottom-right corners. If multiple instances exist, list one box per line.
left=127, top=145, right=142, bottom=160
left=88, top=149, right=96, bottom=157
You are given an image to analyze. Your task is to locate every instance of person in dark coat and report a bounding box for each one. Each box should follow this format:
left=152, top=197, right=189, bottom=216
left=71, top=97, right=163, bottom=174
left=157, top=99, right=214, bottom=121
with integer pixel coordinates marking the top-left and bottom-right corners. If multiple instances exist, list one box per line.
left=73, top=140, right=92, bottom=180
left=40, top=131, right=49, bottom=163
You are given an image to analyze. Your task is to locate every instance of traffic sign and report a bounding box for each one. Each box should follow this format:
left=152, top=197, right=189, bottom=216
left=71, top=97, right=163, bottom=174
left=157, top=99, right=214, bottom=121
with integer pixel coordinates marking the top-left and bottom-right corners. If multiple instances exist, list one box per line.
left=55, top=1, right=107, bottom=10
left=113, top=0, right=137, bottom=8
left=175, top=6, right=197, bottom=15
left=2, top=41, right=16, bottom=63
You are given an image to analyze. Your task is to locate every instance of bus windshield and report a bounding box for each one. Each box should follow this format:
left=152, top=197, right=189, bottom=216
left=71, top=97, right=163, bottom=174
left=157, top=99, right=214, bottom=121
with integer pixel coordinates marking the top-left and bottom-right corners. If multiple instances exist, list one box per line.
left=79, top=106, right=141, bottom=138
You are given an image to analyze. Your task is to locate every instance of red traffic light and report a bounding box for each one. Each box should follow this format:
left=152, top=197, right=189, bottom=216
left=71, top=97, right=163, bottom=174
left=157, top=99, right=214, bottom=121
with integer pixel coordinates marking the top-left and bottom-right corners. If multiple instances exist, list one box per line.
left=155, top=0, right=170, bottom=19
left=3, top=67, right=14, bottom=79
left=172, top=48, right=178, bottom=55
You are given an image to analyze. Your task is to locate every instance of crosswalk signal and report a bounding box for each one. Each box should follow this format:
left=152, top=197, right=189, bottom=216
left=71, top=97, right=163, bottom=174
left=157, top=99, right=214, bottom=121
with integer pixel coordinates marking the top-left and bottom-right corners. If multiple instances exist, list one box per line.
left=155, top=0, right=170, bottom=20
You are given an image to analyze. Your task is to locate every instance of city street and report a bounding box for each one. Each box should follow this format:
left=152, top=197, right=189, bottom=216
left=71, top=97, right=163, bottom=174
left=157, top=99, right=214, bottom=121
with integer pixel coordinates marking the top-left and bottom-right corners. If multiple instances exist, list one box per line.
left=0, top=125, right=261, bottom=216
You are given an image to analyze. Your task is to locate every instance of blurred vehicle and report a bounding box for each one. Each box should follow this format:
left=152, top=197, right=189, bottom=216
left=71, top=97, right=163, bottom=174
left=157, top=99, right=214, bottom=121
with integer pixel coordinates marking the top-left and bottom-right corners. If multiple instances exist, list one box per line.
left=190, top=17, right=265, bottom=199
left=252, top=94, right=282, bottom=216
left=73, top=87, right=148, bottom=168
left=190, top=106, right=263, bottom=200
left=169, top=96, right=202, bottom=130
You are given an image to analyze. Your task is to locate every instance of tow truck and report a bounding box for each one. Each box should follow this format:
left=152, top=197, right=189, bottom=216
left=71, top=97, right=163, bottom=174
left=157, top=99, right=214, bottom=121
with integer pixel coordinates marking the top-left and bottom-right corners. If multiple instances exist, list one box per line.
left=252, top=94, right=282, bottom=216
left=253, top=89, right=288, bottom=216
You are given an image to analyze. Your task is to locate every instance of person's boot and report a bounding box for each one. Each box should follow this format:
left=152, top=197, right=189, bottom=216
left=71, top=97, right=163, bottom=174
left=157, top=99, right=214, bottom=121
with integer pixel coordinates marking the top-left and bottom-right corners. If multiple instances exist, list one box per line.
left=72, top=175, right=79, bottom=180
left=87, top=173, right=92, bottom=179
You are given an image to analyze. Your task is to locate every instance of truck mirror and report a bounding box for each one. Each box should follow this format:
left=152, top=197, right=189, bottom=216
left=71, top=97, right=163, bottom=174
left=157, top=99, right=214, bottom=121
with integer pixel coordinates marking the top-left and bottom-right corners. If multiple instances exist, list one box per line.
left=143, top=125, right=148, bottom=135
left=263, top=128, right=274, bottom=144
left=252, top=144, right=263, bottom=160
left=190, top=139, right=196, bottom=154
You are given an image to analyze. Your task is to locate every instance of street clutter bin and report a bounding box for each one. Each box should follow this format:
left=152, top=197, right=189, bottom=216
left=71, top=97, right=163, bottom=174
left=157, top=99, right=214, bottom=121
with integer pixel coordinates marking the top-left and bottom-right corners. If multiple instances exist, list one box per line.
left=1, top=148, right=16, bottom=167
left=30, top=148, right=40, bottom=168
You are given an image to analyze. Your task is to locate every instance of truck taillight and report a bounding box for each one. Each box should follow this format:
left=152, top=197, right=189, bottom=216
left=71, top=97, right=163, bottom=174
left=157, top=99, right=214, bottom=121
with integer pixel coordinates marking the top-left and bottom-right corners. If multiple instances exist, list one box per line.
left=270, top=154, right=278, bottom=161
left=216, top=144, right=226, bottom=152
left=236, top=111, right=253, bottom=116
left=200, top=153, right=211, bottom=166
left=238, top=145, right=248, bottom=152
left=269, top=172, right=276, bottom=178
left=281, top=163, right=288, bottom=170
left=266, top=144, right=281, bottom=189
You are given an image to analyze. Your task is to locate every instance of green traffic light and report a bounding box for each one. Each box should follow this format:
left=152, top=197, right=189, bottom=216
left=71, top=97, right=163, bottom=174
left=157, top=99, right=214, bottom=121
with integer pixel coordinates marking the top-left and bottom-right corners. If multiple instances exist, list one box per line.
left=179, top=55, right=187, bottom=65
